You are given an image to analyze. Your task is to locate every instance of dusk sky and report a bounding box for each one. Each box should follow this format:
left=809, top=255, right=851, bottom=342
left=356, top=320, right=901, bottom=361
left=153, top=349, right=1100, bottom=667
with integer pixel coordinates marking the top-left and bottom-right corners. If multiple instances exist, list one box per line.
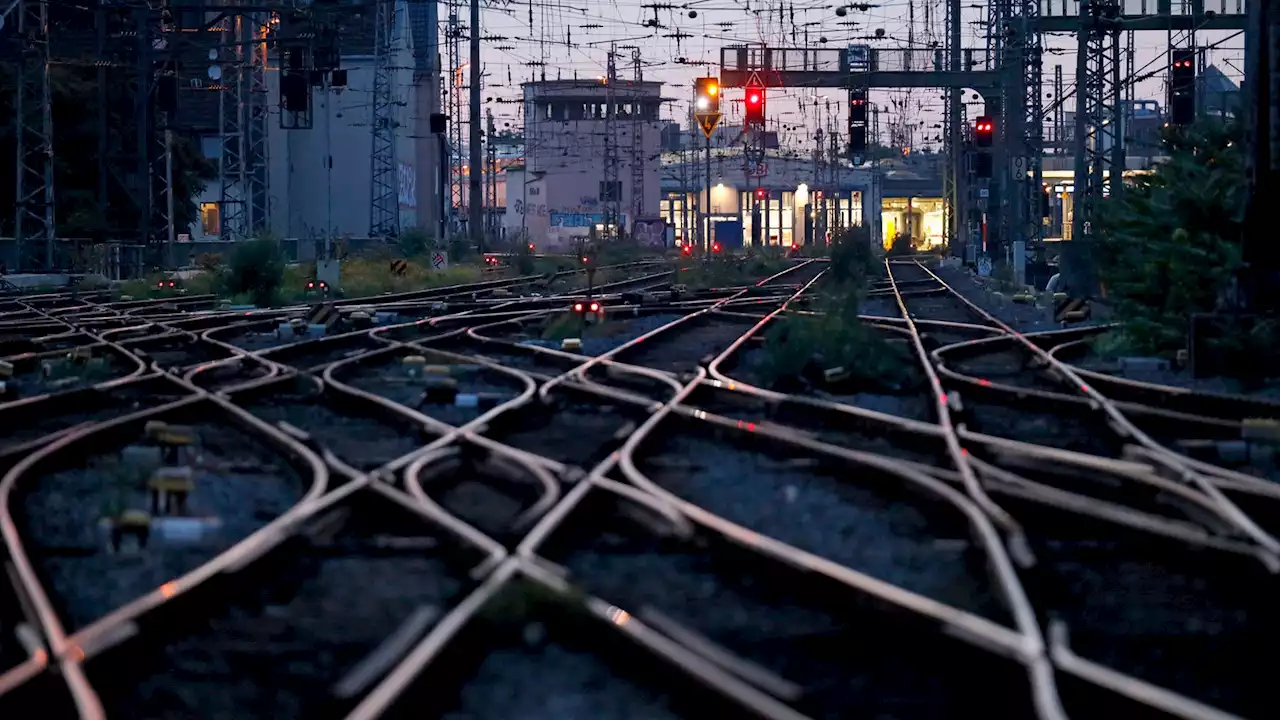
left=432, top=0, right=1245, bottom=152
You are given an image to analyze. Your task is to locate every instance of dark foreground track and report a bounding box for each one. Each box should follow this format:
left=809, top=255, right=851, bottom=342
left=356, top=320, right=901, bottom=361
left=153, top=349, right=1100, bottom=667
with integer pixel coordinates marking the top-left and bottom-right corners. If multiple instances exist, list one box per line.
left=0, top=256, right=1276, bottom=720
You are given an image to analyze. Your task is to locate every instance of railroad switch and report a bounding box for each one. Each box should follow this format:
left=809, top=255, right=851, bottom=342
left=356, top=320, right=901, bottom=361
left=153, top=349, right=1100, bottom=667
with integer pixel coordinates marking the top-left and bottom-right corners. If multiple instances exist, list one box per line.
left=453, top=393, right=506, bottom=410
left=561, top=338, right=583, bottom=352
left=1011, top=293, right=1036, bottom=305
left=348, top=311, right=374, bottom=329
left=145, top=421, right=197, bottom=464
left=420, top=377, right=459, bottom=405
left=149, top=467, right=195, bottom=516
left=109, top=510, right=153, bottom=553
left=823, top=366, right=851, bottom=384
left=1242, top=419, right=1280, bottom=445
left=402, top=355, right=428, bottom=378
left=492, top=288, right=514, bottom=299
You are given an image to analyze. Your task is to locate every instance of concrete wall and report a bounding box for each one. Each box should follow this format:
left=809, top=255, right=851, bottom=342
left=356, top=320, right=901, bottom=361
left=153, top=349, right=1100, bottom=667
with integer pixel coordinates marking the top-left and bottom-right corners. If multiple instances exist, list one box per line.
left=509, top=80, right=664, bottom=246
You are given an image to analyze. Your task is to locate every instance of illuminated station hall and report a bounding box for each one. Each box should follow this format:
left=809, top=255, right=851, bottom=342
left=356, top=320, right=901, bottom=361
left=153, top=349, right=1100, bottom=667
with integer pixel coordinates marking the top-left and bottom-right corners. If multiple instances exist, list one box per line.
left=657, top=145, right=951, bottom=250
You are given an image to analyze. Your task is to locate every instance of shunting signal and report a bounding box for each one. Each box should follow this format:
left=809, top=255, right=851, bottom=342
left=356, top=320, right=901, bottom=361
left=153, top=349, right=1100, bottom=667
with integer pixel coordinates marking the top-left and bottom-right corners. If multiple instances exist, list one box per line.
left=974, top=116, right=994, bottom=147
left=695, top=78, right=721, bottom=113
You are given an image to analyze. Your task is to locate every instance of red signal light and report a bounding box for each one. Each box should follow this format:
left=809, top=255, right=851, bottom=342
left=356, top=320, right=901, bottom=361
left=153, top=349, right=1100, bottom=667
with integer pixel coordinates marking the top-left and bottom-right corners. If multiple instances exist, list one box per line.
left=307, top=281, right=315, bottom=289
left=712, top=242, right=722, bottom=253
left=681, top=244, right=692, bottom=255
left=573, top=302, right=584, bottom=312
left=528, top=243, right=535, bottom=251
left=169, top=281, right=176, bottom=287
left=589, top=302, right=600, bottom=312
left=748, top=92, right=761, bottom=105
left=156, top=281, right=163, bottom=288
left=755, top=188, right=766, bottom=199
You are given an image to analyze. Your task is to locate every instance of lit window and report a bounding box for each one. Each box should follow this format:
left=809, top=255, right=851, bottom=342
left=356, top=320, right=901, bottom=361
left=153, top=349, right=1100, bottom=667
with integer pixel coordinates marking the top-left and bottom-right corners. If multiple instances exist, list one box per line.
left=200, top=202, right=220, bottom=236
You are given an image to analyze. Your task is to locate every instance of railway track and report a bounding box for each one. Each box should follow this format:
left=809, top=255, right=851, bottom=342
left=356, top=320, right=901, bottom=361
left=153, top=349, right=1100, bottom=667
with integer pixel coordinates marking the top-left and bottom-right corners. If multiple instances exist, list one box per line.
left=0, top=255, right=1276, bottom=719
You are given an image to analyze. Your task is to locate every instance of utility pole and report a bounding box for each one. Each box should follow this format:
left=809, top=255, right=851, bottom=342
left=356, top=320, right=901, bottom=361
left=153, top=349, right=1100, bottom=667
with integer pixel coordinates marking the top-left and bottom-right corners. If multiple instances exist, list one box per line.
left=604, top=46, right=621, bottom=239
left=630, top=48, right=646, bottom=228
left=812, top=124, right=822, bottom=246
left=446, top=7, right=464, bottom=232
left=1067, top=0, right=1122, bottom=295
left=1242, top=0, right=1280, bottom=308
left=14, top=0, right=56, bottom=271
left=486, top=109, right=497, bottom=238
left=370, top=0, right=399, bottom=239
left=706, top=119, right=716, bottom=249
left=468, top=0, right=483, bottom=253
left=945, top=0, right=963, bottom=253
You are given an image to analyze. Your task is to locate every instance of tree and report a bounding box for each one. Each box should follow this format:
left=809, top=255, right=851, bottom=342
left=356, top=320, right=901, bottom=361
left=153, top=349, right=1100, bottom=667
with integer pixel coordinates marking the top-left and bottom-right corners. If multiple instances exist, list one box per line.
left=0, top=64, right=216, bottom=242
left=1094, top=121, right=1269, bottom=366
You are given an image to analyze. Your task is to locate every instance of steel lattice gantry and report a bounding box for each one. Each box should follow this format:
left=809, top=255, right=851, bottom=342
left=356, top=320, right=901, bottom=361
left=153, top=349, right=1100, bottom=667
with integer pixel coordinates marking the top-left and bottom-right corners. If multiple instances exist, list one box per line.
left=14, top=0, right=57, bottom=271
left=446, top=6, right=464, bottom=228
left=629, top=47, right=645, bottom=226
left=369, top=0, right=399, bottom=238
left=1070, top=0, right=1124, bottom=247
left=1017, top=0, right=1044, bottom=248
left=219, top=10, right=269, bottom=241
left=602, top=47, right=621, bottom=238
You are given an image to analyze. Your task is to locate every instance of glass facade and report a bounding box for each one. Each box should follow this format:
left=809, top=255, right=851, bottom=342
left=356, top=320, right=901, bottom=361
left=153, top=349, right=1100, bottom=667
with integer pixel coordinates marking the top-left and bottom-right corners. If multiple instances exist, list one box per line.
left=660, top=188, right=864, bottom=248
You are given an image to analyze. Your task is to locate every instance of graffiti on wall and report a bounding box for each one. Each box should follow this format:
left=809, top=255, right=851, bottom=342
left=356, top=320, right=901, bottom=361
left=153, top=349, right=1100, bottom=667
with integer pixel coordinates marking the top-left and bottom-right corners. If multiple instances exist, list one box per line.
left=512, top=199, right=548, bottom=216
left=632, top=219, right=668, bottom=247
left=397, top=163, right=416, bottom=208
left=550, top=212, right=604, bottom=228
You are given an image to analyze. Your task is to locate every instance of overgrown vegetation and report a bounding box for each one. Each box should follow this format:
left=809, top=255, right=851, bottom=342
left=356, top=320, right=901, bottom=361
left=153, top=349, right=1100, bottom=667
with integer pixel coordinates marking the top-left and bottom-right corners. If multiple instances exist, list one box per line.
left=676, top=252, right=792, bottom=290
left=226, top=237, right=287, bottom=307
left=337, top=258, right=484, bottom=298
left=1094, top=120, right=1277, bottom=378
left=754, top=226, right=916, bottom=392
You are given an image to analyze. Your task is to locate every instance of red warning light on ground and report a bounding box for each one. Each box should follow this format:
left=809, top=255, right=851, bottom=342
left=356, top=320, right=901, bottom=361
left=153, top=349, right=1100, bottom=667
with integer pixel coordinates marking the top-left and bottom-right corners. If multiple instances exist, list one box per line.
left=681, top=245, right=692, bottom=255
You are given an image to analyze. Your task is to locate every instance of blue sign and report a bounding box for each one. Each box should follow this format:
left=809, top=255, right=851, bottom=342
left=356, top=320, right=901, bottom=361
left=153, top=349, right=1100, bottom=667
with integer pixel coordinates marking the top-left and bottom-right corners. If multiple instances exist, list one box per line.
left=550, top=212, right=604, bottom=228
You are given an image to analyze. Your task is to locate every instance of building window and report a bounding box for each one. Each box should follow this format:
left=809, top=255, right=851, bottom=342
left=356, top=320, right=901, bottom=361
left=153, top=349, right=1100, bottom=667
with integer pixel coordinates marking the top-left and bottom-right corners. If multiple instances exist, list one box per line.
left=200, top=202, right=220, bottom=236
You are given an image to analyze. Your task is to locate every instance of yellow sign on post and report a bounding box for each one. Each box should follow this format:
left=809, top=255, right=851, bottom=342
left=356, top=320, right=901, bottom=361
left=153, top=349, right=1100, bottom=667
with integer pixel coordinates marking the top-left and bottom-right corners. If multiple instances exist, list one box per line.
left=694, top=112, right=722, bottom=139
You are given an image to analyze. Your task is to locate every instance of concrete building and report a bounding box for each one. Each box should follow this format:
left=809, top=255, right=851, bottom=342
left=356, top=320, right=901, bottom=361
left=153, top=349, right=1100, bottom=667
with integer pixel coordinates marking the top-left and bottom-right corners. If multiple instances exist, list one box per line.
left=504, top=79, right=663, bottom=246
left=187, top=0, right=441, bottom=246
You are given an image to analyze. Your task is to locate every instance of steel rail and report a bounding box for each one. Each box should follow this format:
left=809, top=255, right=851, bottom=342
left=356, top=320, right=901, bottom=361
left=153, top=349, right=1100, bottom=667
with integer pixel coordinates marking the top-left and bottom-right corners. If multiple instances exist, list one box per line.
left=620, top=268, right=1066, bottom=719
left=882, top=261, right=1038, bottom=567
left=908, top=261, right=1280, bottom=563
